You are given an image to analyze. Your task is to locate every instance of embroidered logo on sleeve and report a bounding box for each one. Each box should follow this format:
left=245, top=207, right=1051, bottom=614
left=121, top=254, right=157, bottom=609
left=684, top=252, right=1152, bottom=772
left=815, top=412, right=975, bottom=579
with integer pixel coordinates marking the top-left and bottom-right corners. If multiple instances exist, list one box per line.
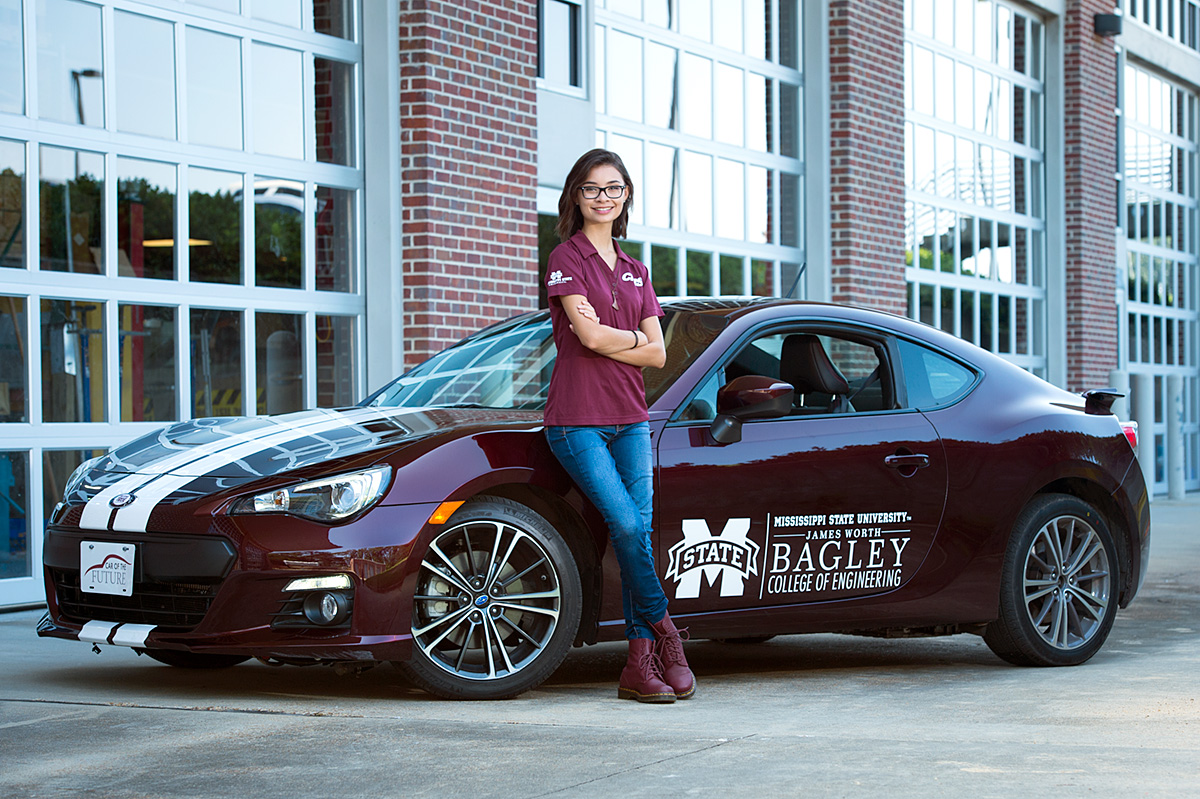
left=548, top=270, right=574, bottom=286
left=621, top=272, right=644, bottom=287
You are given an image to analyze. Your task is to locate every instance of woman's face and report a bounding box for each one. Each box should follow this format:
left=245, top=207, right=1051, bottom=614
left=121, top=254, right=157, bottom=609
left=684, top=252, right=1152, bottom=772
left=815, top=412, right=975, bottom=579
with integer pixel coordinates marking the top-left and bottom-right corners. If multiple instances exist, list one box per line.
left=577, top=164, right=628, bottom=229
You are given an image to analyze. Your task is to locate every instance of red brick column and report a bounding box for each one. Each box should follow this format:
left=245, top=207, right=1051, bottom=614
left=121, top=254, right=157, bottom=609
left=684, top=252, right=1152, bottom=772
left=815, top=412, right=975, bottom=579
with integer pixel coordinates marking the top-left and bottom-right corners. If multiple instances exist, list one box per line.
left=398, top=0, right=539, bottom=368
left=828, top=0, right=906, bottom=314
left=1063, top=0, right=1119, bottom=391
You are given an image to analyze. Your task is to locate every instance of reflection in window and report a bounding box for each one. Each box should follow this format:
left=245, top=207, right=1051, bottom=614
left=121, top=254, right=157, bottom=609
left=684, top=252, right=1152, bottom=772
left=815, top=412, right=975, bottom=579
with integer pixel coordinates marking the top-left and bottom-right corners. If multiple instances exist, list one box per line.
left=0, top=296, right=26, bottom=422
left=779, top=83, right=800, bottom=157
left=316, top=185, right=355, bottom=292
left=1, top=451, right=29, bottom=580
left=645, top=43, right=678, bottom=130
left=1, top=139, right=24, bottom=269
left=253, top=43, right=304, bottom=160
left=186, top=27, right=243, bottom=150
left=254, top=178, right=303, bottom=288
left=645, top=143, right=678, bottom=229
left=778, top=0, right=799, bottom=68
left=713, top=0, right=744, bottom=52
left=257, top=312, right=303, bottom=415
left=119, top=304, right=176, bottom=422
left=651, top=245, right=678, bottom=297
left=540, top=0, right=582, bottom=90
left=39, top=146, right=103, bottom=274
left=715, top=64, right=744, bottom=145
left=42, top=449, right=103, bottom=522
left=191, top=308, right=243, bottom=417
left=0, top=0, right=23, bottom=114
left=41, top=298, right=105, bottom=423
left=115, top=11, right=177, bottom=140
left=747, top=75, right=770, bottom=152
left=686, top=250, right=711, bottom=295
left=36, top=0, right=104, bottom=127
left=117, top=158, right=176, bottom=281
left=189, top=168, right=243, bottom=284
left=315, top=58, right=355, bottom=166
left=315, top=0, right=354, bottom=40
left=715, top=159, right=745, bottom=240
left=316, top=315, right=356, bottom=406
left=748, top=165, right=770, bottom=243
left=720, top=254, right=744, bottom=294
left=610, top=133, right=644, bottom=226
left=780, top=172, right=800, bottom=247
left=189, top=0, right=239, bottom=12
left=679, top=0, right=711, bottom=42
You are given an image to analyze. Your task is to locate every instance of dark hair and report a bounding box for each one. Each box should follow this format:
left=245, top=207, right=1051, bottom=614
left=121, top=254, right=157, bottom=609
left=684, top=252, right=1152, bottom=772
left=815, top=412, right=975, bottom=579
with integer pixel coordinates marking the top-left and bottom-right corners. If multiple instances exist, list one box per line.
left=556, top=149, right=635, bottom=242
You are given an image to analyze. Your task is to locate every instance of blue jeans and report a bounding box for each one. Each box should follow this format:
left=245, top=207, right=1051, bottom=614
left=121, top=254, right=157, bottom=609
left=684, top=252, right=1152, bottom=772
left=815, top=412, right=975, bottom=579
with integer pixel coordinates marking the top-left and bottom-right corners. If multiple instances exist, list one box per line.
left=545, top=422, right=668, bottom=640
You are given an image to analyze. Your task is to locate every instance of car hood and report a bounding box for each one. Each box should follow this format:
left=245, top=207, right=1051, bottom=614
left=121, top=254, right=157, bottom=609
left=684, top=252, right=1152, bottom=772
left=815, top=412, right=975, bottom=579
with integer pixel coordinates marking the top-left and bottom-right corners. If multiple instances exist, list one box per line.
left=95, top=406, right=536, bottom=479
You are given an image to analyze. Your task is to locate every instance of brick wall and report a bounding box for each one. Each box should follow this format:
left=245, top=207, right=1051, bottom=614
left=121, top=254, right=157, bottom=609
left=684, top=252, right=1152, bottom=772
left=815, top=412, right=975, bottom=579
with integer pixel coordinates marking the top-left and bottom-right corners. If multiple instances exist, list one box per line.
left=398, top=0, right=540, bottom=368
left=1063, top=0, right=1119, bottom=391
left=828, top=0, right=907, bottom=314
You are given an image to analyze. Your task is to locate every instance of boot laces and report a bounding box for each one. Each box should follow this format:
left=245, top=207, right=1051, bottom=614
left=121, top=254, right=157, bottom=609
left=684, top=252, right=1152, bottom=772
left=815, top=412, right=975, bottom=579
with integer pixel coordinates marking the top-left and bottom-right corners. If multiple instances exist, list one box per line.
left=638, top=649, right=667, bottom=678
left=656, top=627, right=689, bottom=666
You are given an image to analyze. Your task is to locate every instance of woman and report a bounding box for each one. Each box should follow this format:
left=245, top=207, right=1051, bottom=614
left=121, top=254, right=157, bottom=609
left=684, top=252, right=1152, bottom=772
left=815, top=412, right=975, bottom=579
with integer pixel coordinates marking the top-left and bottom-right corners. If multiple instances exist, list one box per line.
left=543, top=149, right=695, bottom=703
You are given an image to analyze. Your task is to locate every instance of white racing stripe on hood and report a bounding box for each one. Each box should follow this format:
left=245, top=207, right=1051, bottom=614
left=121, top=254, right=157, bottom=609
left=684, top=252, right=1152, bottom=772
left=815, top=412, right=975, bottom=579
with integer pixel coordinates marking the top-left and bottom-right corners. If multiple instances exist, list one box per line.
left=79, top=408, right=352, bottom=530
left=104, top=406, right=427, bottom=533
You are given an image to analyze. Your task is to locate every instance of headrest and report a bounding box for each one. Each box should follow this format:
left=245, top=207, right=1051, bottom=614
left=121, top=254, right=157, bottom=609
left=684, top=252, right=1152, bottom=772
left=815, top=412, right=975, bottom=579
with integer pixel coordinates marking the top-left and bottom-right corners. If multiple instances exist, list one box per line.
left=780, top=334, right=850, bottom=395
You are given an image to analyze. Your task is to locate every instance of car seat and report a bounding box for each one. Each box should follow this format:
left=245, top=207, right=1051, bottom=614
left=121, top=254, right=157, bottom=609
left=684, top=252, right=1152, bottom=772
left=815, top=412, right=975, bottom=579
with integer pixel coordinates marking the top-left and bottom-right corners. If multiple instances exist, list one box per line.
left=779, top=334, right=852, bottom=413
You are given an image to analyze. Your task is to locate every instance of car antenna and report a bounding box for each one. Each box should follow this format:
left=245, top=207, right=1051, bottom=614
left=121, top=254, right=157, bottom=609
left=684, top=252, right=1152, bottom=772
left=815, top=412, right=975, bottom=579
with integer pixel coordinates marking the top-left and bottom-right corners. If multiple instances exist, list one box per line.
left=784, top=262, right=807, bottom=299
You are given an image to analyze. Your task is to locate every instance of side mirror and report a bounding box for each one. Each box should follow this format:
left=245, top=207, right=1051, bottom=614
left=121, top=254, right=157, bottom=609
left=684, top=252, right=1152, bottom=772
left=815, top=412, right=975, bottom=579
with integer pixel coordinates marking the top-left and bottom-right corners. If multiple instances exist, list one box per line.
left=708, top=375, right=795, bottom=445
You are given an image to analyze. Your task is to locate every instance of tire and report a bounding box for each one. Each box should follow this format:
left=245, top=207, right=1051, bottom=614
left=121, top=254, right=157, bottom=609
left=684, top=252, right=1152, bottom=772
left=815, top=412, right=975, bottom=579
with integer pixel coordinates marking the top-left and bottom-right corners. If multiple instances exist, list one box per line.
left=140, top=650, right=250, bottom=669
left=396, top=497, right=582, bottom=699
left=984, top=493, right=1120, bottom=667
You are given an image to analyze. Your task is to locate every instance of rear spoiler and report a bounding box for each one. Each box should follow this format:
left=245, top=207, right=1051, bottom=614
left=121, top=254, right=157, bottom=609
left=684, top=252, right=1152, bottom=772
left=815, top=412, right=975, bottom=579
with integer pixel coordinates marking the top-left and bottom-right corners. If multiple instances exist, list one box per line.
left=1082, top=388, right=1124, bottom=415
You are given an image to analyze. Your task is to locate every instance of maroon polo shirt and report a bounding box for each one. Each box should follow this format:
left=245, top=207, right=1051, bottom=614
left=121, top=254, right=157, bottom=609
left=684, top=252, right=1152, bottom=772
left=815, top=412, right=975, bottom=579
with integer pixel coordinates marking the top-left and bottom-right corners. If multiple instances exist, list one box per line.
left=544, top=231, right=663, bottom=426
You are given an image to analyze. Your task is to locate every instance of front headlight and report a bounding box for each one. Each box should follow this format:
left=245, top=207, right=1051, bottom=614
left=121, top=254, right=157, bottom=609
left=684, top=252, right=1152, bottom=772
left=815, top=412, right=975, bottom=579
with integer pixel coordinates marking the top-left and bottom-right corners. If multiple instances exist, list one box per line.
left=231, top=465, right=391, bottom=522
left=64, top=456, right=105, bottom=499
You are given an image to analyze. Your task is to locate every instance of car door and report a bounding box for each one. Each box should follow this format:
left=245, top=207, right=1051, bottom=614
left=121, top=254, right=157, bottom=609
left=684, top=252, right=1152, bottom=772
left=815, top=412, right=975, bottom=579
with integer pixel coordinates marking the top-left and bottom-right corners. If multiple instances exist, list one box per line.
left=655, top=326, right=948, bottom=614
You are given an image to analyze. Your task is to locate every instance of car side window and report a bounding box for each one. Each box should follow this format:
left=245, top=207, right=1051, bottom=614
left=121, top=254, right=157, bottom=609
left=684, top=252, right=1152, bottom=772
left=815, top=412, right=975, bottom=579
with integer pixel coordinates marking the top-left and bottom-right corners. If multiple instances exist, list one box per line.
left=676, top=330, right=893, bottom=421
left=897, top=339, right=976, bottom=409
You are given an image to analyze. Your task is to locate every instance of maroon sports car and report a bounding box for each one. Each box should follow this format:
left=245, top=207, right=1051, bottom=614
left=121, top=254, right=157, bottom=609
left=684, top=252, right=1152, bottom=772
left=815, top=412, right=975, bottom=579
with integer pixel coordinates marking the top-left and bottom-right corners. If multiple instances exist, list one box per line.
left=39, top=299, right=1150, bottom=699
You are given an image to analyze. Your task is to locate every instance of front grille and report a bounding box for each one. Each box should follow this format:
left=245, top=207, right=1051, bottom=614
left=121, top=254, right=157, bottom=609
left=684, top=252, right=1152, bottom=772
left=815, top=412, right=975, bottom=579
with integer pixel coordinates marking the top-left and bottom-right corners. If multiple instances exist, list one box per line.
left=50, top=568, right=220, bottom=630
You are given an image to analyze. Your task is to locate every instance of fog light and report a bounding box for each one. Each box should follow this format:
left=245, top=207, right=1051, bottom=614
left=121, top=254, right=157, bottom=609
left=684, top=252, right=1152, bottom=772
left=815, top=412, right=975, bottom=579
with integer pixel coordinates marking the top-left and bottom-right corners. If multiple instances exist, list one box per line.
left=285, top=574, right=352, bottom=592
left=302, top=591, right=350, bottom=626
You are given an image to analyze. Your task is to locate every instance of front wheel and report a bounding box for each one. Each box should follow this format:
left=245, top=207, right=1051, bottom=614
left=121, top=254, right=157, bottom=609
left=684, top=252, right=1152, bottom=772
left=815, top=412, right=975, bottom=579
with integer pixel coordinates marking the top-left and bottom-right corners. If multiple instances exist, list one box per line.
left=984, top=494, right=1120, bottom=667
left=396, top=497, right=582, bottom=699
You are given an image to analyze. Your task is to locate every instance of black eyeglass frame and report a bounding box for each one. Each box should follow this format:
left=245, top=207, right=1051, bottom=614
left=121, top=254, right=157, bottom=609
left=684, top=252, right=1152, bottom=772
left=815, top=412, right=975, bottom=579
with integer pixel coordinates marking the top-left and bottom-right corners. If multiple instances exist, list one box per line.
left=578, top=185, right=627, bottom=200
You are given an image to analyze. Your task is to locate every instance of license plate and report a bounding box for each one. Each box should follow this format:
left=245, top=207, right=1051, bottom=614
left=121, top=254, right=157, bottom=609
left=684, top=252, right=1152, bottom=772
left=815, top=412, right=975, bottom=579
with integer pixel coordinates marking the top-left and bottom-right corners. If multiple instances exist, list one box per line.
left=81, top=541, right=136, bottom=596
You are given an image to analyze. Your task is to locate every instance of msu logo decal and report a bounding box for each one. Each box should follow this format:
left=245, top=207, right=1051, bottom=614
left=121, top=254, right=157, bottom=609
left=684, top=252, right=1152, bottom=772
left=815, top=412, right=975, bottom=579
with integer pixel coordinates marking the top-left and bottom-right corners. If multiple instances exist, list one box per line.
left=665, top=518, right=760, bottom=599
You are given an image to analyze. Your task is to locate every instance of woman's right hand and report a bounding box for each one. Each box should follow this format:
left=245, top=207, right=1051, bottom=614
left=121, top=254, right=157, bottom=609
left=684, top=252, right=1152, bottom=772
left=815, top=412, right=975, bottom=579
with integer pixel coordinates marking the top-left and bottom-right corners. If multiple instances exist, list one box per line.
left=574, top=298, right=598, bottom=323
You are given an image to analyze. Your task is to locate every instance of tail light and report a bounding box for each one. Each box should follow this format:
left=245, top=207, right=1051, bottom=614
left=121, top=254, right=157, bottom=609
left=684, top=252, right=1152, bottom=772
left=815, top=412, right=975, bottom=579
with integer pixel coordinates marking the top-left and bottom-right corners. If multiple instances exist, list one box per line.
left=1120, top=421, right=1138, bottom=450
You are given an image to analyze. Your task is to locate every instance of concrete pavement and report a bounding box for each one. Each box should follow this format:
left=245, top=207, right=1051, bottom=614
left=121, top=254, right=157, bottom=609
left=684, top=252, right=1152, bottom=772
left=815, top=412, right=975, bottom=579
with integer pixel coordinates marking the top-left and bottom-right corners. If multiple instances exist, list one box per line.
left=1, top=496, right=1197, bottom=798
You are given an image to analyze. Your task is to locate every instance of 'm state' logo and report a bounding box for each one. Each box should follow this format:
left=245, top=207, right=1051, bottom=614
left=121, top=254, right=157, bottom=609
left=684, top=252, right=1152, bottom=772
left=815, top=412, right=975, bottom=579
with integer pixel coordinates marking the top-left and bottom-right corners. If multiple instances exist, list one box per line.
left=665, top=518, right=760, bottom=599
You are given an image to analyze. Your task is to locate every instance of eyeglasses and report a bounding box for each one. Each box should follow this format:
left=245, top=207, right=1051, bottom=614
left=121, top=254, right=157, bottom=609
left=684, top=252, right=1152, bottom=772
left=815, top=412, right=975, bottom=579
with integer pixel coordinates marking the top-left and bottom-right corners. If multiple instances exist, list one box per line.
left=579, top=185, right=627, bottom=200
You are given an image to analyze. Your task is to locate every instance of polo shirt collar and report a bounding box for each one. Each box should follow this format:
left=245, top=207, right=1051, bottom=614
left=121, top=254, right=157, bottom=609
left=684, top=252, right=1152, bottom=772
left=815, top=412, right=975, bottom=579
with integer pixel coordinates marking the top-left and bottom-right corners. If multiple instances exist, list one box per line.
left=568, top=230, right=636, bottom=268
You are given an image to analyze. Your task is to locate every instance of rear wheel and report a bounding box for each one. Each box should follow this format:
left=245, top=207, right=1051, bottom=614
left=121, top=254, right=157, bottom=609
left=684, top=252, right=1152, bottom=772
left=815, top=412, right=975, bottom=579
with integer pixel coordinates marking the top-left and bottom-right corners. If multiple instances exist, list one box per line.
left=396, top=497, right=582, bottom=699
left=984, top=494, right=1119, bottom=666
left=140, top=650, right=249, bottom=669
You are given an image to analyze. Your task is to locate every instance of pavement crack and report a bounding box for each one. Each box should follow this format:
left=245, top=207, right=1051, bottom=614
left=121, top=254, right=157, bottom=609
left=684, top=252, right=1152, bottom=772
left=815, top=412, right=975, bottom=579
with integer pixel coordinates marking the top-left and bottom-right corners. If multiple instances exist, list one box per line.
left=527, top=734, right=757, bottom=798
left=0, top=696, right=364, bottom=719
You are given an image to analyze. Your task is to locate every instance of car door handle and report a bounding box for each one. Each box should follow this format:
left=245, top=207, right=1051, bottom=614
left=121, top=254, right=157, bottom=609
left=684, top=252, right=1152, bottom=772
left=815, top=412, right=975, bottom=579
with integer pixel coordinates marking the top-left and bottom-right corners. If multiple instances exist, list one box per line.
left=885, top=454, right=930, bottom=469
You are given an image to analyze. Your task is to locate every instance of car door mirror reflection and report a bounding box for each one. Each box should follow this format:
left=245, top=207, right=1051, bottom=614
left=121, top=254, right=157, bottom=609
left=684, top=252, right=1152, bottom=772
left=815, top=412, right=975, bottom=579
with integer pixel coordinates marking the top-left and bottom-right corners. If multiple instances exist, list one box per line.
left=709, top=375, right=795, bottom=444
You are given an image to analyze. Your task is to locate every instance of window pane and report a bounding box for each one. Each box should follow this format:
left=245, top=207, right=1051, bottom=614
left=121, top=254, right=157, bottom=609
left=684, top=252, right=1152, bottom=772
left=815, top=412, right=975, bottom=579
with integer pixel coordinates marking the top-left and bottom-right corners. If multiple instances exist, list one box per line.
left=115, top=11, right=177, bottom=140
left=608, top=31, right=643, bottom=123
left=314, top=0, right=353, bottom=40
left=254, top=178, right=303, bottom=288
left=715, top=159, right=744, bottom=240
left=651, top=245, right=677, bottom=297
left=191, top=308, right=243, bottom=417
left=316, top=314, right=355, bottom=406
left=713, top=0, right=744, bottom=52
left=257, top=311, right=303, bottom=415
left=0, top=0, right=23, bottom=114
left=747, top=165, right=770, bottom=243
left=117, top=157, right=177, bottom=281
left=780, top=171, right=800, bottom=247
left=315, top=58, right=355, bottom=165
left=186, top=27, right=243, bottom=150
left=41, top=298, right=105, bottom=422
left=715, top=64, right=744, bottom=146
left=253, top=0, right=301, bottom=28
left=778, top=0, right=798, bottom=68
left=0, top=296, right=27, bottom=422
left=686, top=250, right=711, bottom=295
left=189, top=168, right=243, bottom=284
left=751, top=259, right=772, bottom=295
left=1, top=139, right=24, bottom=269
left=747, top=74, right=769, bottom=152
left=119, top=304, right=176, bottom=422
left=316, top=185, right=355, bottom=292
left=36, top=0, right=104, bottom=127
left=682, top=151, right=712, bottom=234
left=252, top=43, right=304, bottom=159
left=719, top=254, right=744, bottom=294
left=189, top=0, right=239, bottom=11
left=1, top=451, right=29, bottom=579
left=43, top=448, right=104, bottom=518
left=645, top=43, right=678, bottom=130
left=680, top=0, right=712, bottom=41
left=779, top=82, right=800, bottom=157
left=645, top=142, right=678, bottom=229
left=541, top=0, right=578, bottom=88
left=39, top=146, right=103, bottom=274
left=681, top=53, right=712, bottom=138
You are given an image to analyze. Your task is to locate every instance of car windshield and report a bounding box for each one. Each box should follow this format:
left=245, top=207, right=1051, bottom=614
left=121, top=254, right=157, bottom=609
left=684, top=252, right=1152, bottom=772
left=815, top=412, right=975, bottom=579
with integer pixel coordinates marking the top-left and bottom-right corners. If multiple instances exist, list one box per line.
left=366, top=307, right=728, bottom=410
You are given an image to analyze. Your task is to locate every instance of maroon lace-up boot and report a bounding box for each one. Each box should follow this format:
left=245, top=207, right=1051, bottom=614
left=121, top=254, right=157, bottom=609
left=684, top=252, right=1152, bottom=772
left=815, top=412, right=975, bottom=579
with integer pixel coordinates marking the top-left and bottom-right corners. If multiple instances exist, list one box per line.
left=650, top=612, right=696, bottom=699
left=617, top=638, right=676, bottom=703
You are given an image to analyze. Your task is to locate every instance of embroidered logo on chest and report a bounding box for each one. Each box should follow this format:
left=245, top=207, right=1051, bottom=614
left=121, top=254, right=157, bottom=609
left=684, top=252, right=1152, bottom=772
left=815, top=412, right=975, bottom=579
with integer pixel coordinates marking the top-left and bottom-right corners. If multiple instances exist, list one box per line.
left=621, top=272, right=644, bottom=287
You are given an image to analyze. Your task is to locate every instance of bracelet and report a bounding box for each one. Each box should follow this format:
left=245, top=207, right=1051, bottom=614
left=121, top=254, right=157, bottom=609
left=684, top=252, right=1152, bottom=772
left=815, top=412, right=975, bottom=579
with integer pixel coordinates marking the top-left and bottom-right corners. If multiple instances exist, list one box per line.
left=629, top=330, right=639, bottom=349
